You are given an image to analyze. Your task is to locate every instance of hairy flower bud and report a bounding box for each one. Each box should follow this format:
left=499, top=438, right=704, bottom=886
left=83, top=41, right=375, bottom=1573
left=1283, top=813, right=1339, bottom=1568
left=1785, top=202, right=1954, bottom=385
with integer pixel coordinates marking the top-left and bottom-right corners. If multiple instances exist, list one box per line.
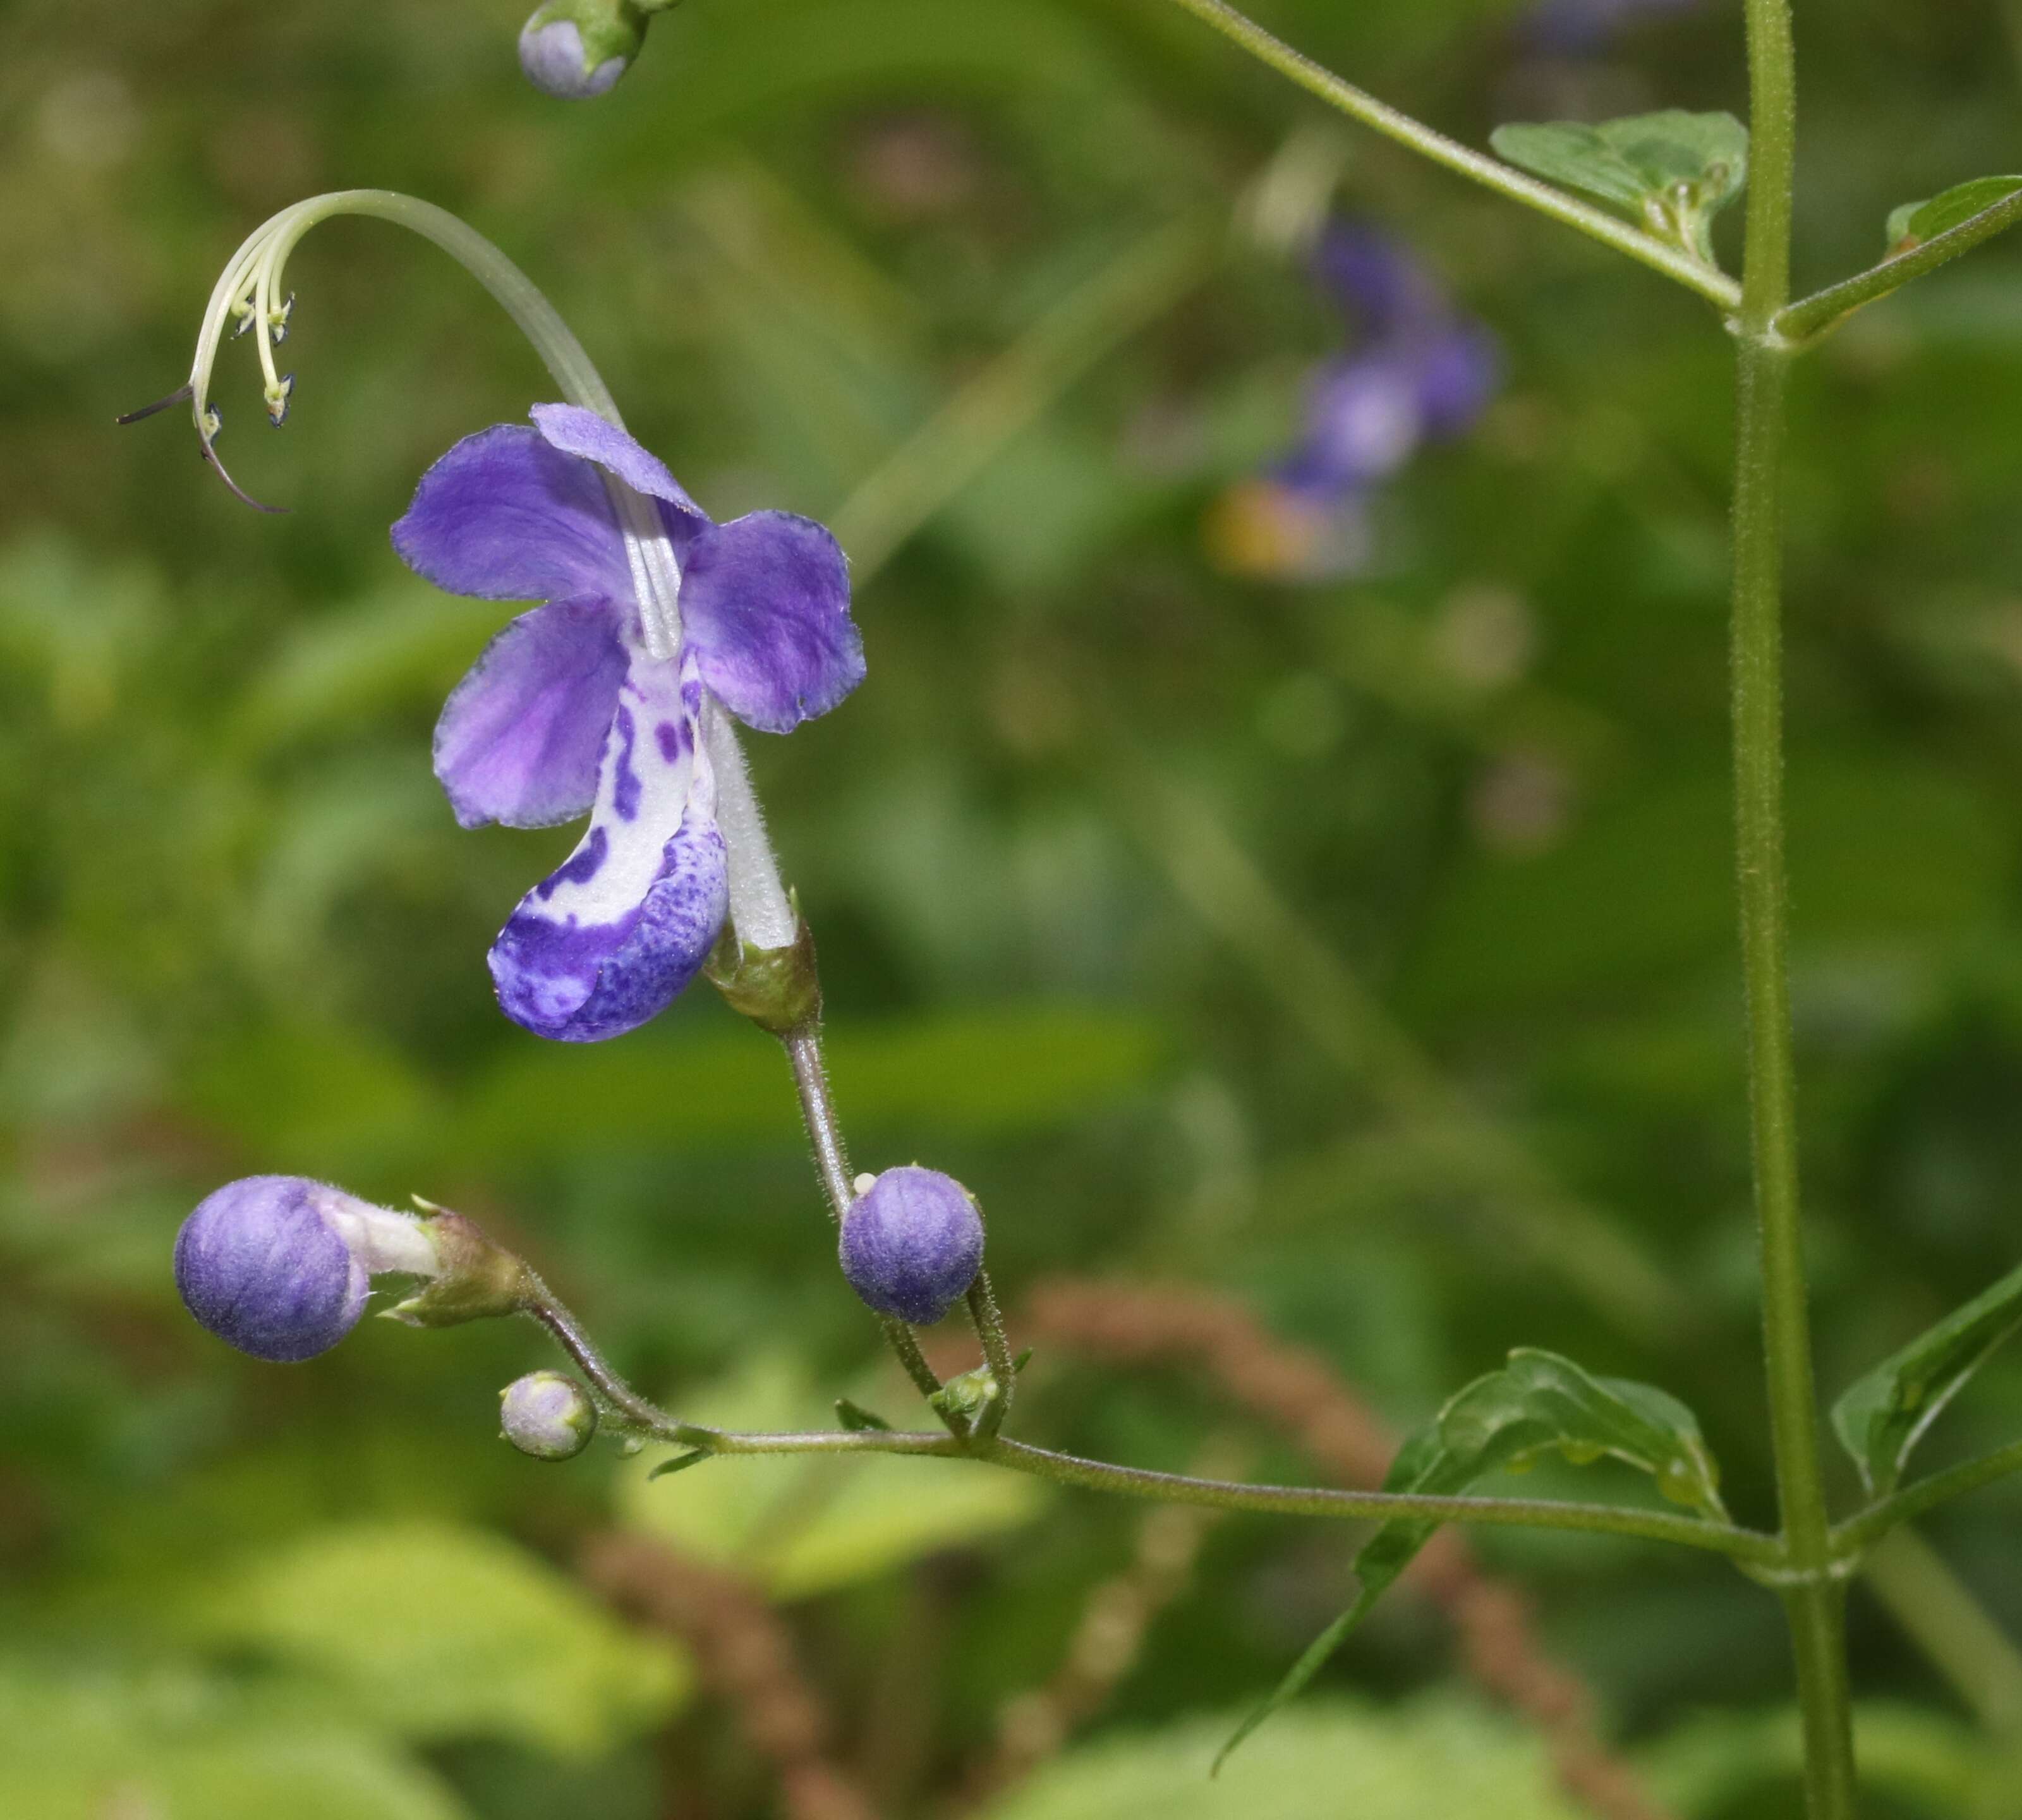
left=518, top=0, right=646, bottom=100
left=838, top=1167, right=985, bottom=1326
left=174, top=1175, right=440, bottom=1362
left=500, top=1371, right=599, bottom=1460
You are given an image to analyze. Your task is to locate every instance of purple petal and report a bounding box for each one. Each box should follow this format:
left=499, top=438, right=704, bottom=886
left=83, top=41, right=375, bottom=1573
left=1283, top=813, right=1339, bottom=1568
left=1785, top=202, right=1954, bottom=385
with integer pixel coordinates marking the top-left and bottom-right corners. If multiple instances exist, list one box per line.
left=434, top=595, right=629, bottom=830
left=1282, top=354, right=1425, bottom=496
left=488, top=655, right=728, bottom=1041
left=392, top=425, right=633, bottom=603
left=530, top=404, right=708, bottom=530
left=1311, top=223, right=1444, bottom=339
left=678, top=511, right=863, bottom=734
left=1415, top=324, right=1500, bottom=440
left=173, top=1176, right=369, bottom=1362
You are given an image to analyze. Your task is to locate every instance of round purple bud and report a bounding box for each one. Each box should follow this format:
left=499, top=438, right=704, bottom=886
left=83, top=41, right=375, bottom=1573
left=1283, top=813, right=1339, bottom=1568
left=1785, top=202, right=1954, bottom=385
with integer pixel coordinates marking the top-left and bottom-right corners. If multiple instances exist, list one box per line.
left=838, top=1167, right=985, bottom=1326
left=500, top=1371, right=598, bottom=1460
left=174, top=1175, right=372, bottom=1363
left=518, top=1, right=643, bottom=100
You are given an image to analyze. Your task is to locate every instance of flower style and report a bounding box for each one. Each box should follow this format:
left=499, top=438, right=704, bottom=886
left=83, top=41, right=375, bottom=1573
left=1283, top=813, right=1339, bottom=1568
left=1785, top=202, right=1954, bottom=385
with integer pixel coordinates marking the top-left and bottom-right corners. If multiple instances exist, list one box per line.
left=1210, top=221, right=1498, bottom=581
left=394, top=404, right=862, bottom=1041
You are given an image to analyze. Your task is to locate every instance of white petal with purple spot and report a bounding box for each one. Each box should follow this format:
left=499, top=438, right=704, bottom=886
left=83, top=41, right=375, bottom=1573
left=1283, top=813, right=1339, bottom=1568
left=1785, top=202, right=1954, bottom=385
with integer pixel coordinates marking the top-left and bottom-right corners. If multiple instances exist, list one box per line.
left=488, top=649, right=729, bottom=1041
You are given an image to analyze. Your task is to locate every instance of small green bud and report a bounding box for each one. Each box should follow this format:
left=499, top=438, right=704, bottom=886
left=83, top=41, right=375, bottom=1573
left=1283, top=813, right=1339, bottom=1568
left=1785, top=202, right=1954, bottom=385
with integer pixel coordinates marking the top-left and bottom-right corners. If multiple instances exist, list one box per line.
left=500, top=1371, right=598, bottom=1460
left=705, top=910, right=822, bottom=1036
left=929, top=1362, right=1000, bottom=1430
left=519, top=0, right=646, bottom=100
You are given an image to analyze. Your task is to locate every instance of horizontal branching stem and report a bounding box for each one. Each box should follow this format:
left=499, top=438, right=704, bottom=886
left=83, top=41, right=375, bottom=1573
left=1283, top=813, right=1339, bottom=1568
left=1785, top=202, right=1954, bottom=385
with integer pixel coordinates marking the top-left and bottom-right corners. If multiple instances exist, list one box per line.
left=682, top=1427, right=1782, bottom=1560
left=1153, top=0, right=1740, bottom=309
left=1777, top=188, right=2022, bottom=342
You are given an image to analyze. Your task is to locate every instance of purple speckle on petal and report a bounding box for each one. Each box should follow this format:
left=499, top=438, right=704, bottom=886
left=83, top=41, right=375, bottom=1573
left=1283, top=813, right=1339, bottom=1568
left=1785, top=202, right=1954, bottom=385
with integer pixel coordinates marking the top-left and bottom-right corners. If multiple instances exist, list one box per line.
left=655, top=720, right=683, bottom=763
left=611, top=706, right=641, bottom=822
left=538, top=825, right=608, bottom=898
left=490, top=810, right=729, bottom=1041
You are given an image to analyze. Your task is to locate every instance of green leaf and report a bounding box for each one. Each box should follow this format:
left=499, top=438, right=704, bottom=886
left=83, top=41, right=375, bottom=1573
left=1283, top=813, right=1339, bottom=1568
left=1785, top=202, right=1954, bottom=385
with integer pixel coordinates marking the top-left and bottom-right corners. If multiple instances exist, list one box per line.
left=984, top=1697, right=1586, bottom=1820
left=0, top=1656, right=468, bottom=1820
left=1491, top=111, right=1747, bottom=263
left=197, top=1521, right=689, bottom=1757
left=1885, top=175, right=2022, bottom=250
left=648, top=1448, right=713, bottom=1478
left=1490, top=122, right=1650, bottom=210
left=1218, top=1350, right=1723, bottom=1769
left=835, top=1397, right=894, bottom=1431
left=1831, top=1256, right=2022, bottom=1496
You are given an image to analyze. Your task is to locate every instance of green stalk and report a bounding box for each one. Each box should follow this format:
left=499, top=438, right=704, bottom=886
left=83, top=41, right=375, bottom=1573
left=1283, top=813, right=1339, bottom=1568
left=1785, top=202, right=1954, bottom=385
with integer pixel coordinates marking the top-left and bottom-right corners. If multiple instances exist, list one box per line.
left=1731, top=4, right=1859, bottom=1814
left=1154, top=0, right=1740, bottom=308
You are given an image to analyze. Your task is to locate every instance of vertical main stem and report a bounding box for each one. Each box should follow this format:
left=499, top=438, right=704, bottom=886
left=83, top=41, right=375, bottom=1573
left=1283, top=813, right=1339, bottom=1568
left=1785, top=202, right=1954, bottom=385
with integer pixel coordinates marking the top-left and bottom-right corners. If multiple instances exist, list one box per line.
left=1733, top=4, right=1858, bottom=1815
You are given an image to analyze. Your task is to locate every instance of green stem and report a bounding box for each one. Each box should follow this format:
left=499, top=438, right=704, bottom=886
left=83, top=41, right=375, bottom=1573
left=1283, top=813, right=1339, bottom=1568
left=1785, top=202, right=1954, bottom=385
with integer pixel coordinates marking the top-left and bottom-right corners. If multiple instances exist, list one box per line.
left=698, top=1429, right=1781, bottom=1560
left=1835, top=1438, right=2022, bottom=1551
left=1777, top=186, right=2022, bottom=343
left=526, top=1282, right=1776, bottom=1560
left=1732, top=5, right=1858, bottom=1815
left=1151, top=0, right=1740, bottom=309
left=1862, top=1528, right=2022, bottom=1735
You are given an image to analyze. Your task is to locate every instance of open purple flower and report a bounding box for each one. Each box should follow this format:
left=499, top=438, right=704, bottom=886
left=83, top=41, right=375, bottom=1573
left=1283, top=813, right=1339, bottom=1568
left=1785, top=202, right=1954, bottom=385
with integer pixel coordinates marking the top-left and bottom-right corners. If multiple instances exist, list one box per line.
left=394, top=404, right=862, bottom=1041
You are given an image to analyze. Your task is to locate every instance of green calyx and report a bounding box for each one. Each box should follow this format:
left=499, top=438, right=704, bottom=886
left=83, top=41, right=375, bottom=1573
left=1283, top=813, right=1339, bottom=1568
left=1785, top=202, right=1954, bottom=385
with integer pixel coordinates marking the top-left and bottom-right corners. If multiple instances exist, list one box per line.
left=705, top=910, right=823, bottom=1036
left=384, top=1206, right=536, bottom=1329
left=526, top=0, right=647, bottom=71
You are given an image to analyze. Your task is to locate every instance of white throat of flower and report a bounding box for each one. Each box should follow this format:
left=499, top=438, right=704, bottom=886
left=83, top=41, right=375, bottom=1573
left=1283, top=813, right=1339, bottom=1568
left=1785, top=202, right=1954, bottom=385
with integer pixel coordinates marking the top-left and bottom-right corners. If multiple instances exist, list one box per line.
left=174, top=188, right=794, bottom=947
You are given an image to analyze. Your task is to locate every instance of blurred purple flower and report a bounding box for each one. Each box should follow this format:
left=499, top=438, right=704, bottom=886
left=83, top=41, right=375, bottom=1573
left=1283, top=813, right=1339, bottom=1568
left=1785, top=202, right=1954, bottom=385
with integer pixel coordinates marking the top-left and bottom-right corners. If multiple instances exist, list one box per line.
left=1520, top=0, right=1702, bottom=58
left=1213, top=222, right=1498, bottom=581
left=394, top=404, right=862, bottom=1041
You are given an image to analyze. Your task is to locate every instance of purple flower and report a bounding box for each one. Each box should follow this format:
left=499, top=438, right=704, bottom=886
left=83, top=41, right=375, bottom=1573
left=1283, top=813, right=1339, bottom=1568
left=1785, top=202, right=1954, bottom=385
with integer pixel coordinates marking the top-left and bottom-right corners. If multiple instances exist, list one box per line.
left=1520, top=0, right=1702, bottom=57
left=839, top=1167, right=985, bottom=1326
left=394, top=404, right=862, bottom=1041
left=174, top=1175, right=440, bottom=1362
left=1213, top=222, right=1498, bottom=582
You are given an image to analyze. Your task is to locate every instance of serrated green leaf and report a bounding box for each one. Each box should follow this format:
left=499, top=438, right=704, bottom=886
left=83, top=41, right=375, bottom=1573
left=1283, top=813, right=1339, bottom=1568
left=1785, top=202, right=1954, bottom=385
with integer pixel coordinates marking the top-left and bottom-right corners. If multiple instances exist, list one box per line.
left=1218, top=1350, right=1723, bottom=1769
left=989, top=1697, right=1585, bottom=1820
left=1595, top=110, right=1748, bottom=212
left=195, top=1522, right=689, bottom=1757
left=1886, top=176, right=2022, bottom=250
left=1490, top=123, right=1650, bottom=210
left=1831, top=1256, right=2022, bottom=1496
left=1491, top=111, right=1747, bottom=264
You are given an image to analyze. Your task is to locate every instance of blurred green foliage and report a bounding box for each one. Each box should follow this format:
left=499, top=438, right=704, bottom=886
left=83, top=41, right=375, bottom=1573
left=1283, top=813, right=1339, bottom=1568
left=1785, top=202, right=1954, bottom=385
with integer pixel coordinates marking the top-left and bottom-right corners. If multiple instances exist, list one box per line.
left=8, top=0, right=2022, bottom=1814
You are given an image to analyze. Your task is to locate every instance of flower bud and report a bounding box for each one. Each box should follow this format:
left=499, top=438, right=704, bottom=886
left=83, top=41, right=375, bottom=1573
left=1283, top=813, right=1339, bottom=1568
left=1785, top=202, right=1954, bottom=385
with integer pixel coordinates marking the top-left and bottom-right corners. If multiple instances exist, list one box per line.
left=173, top=1175, right=440, bottom=1363
left=500, top=1371, right=598, bottom=1460
left=518, top=0, right=645, bottom=100
left=838, top=1167, right=984, bottom=1326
